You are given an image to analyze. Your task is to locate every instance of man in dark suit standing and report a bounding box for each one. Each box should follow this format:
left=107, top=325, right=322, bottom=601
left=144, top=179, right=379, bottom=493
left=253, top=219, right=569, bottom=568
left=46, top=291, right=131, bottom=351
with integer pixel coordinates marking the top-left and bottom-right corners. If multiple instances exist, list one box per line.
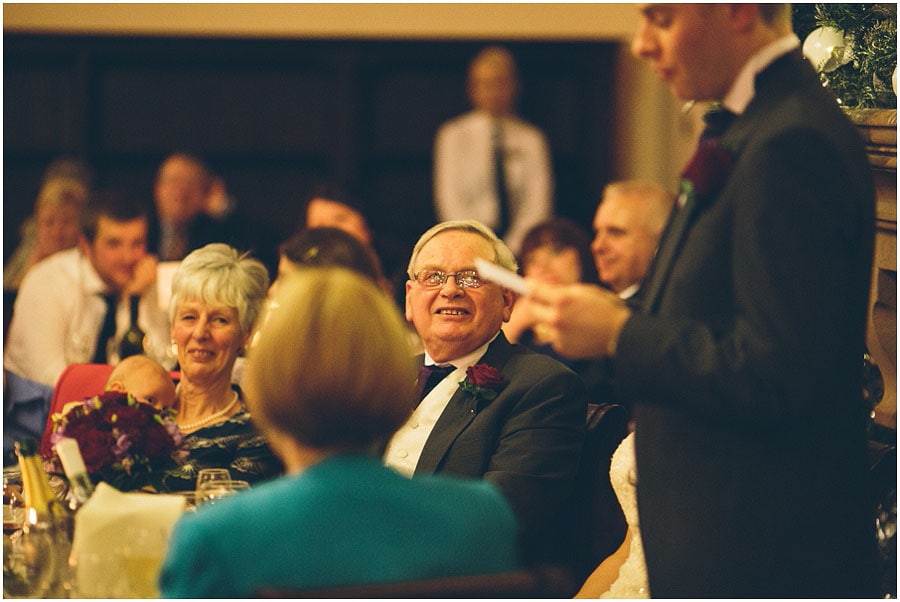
left=383, top=219, right=588, bottom=568
left=530, top=4, right=877, bottom=597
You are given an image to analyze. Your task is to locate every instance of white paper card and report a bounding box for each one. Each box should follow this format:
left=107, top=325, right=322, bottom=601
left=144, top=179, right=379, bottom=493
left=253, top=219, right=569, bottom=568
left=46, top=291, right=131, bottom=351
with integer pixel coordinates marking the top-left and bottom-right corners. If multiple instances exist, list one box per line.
left=156, top=261, right=181, bottom=312
left=475, top=258, right=530, bottom=295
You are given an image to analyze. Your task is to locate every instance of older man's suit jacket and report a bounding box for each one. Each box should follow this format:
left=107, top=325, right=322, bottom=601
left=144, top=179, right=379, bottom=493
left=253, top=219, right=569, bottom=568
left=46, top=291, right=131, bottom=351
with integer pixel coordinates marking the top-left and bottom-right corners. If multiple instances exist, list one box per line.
left=618, top=51, right=878, bottom=597
left=413, top=332, right=587, bottom=567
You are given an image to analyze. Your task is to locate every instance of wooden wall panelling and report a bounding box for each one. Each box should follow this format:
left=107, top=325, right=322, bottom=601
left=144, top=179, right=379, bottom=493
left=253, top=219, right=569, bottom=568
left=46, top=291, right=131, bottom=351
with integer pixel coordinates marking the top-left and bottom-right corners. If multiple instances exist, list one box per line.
left=848, top=108, right=897, bottom=430
left=4, top=34, right=617, bottom=268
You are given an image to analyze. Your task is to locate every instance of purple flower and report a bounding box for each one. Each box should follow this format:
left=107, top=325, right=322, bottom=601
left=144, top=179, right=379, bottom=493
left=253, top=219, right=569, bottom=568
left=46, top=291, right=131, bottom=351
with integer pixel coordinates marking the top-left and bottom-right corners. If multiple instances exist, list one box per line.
left=113, top=434, right=134, bottom=460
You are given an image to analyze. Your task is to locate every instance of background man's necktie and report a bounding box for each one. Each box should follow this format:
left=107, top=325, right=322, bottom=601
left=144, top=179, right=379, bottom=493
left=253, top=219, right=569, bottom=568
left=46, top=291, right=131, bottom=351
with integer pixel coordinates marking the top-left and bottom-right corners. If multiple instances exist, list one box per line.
left=118, top=295, right=146, bottom=360
left=416, top=364, right=456, bottom=401
left=492, top=121, right=511, bottom=238
left=92, top=293, right=119, bottom=363
left=160, top=222, right=188, bottom=261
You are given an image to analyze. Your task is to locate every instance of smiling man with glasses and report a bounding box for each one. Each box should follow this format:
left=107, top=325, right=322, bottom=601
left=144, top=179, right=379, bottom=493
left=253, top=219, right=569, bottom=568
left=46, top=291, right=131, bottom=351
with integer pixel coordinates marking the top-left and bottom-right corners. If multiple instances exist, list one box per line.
left=383, top=219, right=591, bottom=571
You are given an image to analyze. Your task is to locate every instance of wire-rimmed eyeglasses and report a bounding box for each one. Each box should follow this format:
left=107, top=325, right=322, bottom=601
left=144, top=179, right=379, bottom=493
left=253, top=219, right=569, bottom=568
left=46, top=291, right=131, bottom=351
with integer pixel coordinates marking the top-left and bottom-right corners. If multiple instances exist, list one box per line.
left=412, top=269, right=485, bottom=289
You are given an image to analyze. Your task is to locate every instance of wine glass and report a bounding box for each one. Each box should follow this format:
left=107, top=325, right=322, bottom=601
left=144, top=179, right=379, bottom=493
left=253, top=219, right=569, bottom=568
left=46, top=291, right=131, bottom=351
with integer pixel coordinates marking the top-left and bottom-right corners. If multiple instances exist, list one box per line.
left=3, top=473, right=25, bottom=535
left=194, top=468, right=231, bottom=501
left=196, top=480, right=250, bottom=506
left=5, top=522, right=65, bottom=597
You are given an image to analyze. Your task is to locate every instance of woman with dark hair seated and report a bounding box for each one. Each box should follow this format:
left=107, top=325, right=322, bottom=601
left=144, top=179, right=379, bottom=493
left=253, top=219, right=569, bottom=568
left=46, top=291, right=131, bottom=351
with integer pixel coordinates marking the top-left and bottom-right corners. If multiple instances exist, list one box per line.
left=234, top=226, right=396, bottom=385
left=503, top=218, right=615, bottom=404
left=277, top=226, right=384, bottom=285
left=159, top=268, right=518, bottom=597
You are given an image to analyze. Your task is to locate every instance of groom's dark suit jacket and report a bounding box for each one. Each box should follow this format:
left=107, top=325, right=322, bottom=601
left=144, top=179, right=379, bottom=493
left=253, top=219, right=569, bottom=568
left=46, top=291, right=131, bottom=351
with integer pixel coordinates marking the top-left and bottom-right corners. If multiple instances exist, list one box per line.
left=617, top=51, right=879, bottom=597
left=413, top=332, right=587, bottom=567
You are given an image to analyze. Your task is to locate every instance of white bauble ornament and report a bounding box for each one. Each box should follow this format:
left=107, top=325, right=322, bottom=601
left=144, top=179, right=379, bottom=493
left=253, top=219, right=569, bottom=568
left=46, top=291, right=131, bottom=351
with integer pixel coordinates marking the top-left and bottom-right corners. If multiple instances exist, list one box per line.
left=803, top=26, right=849, bottom=73
left=893, top=65, right=897, bottom=96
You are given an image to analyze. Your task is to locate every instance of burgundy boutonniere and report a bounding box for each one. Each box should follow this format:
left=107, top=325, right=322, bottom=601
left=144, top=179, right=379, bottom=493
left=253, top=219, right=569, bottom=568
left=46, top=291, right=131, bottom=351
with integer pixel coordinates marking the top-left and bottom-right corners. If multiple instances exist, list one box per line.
left=458, top=364, right=506, bottom=410
left=679, top=138, right=735, bottom=209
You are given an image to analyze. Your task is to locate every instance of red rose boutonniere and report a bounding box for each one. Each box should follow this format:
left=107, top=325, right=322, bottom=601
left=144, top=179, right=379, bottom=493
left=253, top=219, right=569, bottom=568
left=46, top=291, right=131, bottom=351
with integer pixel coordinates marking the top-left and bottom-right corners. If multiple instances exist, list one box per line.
left=679, top=138, right=735, bottom=210
left=458, top=364, right=506, bottom=411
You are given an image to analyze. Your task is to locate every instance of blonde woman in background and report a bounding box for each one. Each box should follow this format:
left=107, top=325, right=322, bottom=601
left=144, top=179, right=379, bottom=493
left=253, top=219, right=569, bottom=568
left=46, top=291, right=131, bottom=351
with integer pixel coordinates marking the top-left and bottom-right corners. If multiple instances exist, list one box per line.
left=4, top=176, right=88, bottom=291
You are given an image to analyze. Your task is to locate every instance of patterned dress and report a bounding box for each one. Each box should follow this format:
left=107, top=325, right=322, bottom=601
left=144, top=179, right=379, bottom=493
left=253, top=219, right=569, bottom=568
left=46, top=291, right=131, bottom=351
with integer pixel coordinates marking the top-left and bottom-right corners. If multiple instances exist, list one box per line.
left=155, top=404, right=282, bottom=493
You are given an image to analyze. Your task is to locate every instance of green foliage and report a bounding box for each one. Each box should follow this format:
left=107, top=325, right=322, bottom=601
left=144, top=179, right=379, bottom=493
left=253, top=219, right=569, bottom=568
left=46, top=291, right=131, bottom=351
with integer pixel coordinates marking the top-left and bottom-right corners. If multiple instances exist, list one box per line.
left=793, top=3, right=897, bottom=108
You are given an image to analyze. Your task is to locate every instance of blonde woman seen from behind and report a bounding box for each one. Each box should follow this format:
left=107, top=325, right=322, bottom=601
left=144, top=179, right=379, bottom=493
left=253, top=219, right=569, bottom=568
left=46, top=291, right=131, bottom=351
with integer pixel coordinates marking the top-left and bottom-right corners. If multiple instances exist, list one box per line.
left=159, top=268, right=518, bottom=597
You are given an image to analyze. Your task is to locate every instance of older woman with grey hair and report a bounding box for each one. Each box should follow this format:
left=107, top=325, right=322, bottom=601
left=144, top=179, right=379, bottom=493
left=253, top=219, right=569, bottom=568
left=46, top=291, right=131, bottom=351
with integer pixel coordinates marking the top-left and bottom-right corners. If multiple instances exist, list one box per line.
left=159, top=243, right=282, bottom=492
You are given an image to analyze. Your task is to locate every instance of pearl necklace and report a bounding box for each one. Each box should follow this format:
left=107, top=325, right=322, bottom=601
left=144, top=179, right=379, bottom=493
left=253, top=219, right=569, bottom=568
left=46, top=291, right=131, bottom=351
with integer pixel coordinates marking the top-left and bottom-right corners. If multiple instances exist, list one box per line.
left=177, top=391, right=239, bottom=431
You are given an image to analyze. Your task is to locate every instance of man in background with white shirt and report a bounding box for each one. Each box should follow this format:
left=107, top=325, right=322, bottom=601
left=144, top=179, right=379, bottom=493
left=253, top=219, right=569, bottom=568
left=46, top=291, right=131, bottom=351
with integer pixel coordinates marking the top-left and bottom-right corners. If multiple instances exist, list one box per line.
left=433, top=47, right=554, bottom=255
left=5, top=191, right=171, bottom=387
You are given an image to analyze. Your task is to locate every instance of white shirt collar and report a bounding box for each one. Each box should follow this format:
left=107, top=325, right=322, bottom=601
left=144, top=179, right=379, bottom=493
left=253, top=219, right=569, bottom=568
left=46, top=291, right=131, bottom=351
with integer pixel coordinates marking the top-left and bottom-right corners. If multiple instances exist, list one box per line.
left=722, top=34, right=800, bottom=115
left=76, top=247, right=110, bottom=296
left=618, top=283, right=640, bottom=301
left=423, top=331, right=500, bottom=370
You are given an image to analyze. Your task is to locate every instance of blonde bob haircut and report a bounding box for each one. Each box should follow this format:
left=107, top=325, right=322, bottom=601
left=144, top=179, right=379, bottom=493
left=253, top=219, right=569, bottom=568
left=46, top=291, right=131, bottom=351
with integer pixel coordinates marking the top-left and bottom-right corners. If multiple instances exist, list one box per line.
left=35, top=177, right=88, bottom=213
left=407, top=220, right=518, bottom=280
left=244, top=267, right=417, bottom=449
left=169, top=243, right=270, bottom=337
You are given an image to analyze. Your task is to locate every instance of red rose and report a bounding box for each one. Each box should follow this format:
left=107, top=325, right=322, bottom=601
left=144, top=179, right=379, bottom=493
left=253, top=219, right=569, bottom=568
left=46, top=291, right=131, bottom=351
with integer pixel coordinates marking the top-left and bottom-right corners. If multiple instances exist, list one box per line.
left=141, top=423, right=176, bottom=458
left=681, top=138, right=734, bottom=201
left=97, top=402, right=124, bottom=422
left=63, top=410, right=108, bottom=438
left=78, top=430, right=116, bottom=473
left=459, top=364, right=506, bottom=407
left=111, top=403, right=145, bottom=425
left=466, top=364, right=505, bottom=389
left=96, top=390, right=130, bottom=408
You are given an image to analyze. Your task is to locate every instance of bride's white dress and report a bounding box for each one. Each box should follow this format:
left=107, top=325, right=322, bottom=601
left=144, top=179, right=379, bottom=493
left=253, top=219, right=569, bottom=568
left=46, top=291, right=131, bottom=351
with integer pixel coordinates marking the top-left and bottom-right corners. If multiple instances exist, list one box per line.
left=601, top=431, right=649, bottom=598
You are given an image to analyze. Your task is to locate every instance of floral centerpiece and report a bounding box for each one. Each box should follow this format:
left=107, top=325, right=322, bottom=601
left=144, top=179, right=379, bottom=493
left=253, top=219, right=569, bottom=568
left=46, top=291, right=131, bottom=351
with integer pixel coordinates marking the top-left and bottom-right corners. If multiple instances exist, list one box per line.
left=43, top=391, right=190, bottom=492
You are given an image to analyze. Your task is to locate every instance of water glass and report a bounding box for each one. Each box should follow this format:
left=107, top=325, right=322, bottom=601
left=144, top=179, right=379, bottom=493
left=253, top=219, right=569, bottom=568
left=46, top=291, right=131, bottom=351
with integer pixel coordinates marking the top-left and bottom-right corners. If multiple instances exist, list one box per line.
left=196, top=480, right=250, bottom=506
left=194, top=468, right=231, bottom=499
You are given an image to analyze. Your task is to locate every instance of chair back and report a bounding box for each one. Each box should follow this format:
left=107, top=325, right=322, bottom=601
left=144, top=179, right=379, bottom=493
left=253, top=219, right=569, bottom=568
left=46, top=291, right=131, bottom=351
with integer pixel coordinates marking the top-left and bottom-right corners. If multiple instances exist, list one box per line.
left=39, top=363, right=114, bottom=456
left=564, top=402, right=629, bottom=582
left=868, top=439, right=897, bottom=598
left=257, top=563, right=577, bottom=599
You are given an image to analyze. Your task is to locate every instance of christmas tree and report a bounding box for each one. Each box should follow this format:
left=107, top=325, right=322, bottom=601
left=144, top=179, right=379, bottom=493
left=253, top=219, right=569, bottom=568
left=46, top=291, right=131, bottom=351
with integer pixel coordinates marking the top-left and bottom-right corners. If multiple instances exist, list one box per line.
left=793, top=3, right=897, bottom=109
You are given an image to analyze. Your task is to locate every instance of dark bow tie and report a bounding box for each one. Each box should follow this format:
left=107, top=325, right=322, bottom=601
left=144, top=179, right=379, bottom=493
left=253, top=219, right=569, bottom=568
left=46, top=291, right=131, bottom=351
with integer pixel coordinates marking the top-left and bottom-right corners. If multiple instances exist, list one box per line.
left=700, top=105, right=737, bottom=140
left=416, top=364, right=455, bottom=401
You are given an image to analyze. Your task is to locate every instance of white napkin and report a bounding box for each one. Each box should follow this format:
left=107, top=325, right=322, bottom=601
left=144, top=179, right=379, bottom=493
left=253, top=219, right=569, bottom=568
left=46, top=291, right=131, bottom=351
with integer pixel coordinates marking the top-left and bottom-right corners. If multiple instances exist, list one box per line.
left=71, top=482, right=185, bottom=598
